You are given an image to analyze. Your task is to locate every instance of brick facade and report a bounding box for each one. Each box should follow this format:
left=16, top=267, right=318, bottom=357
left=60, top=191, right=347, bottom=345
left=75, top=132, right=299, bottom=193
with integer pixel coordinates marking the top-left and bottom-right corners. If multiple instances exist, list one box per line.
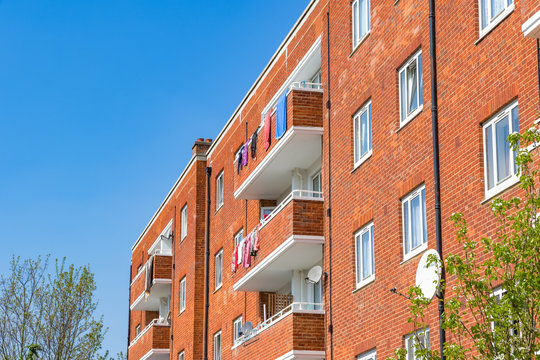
left=128, top=0, right=540, bottom=359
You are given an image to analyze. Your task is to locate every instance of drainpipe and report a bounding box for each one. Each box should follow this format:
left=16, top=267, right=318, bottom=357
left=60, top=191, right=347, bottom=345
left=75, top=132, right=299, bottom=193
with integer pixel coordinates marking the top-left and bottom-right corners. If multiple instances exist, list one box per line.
left=203, top=166, right=212, bottom=360
left=325, top=10, right=334, bottom=360
left=428, top=0, right=446, bottom=359
left=127, top=264, right=132, bottom=360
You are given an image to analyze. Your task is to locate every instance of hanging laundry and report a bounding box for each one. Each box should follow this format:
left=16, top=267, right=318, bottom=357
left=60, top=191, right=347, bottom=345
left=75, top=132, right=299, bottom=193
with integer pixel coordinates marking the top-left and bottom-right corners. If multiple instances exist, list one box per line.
left=264, top=111, right=271, bottom=150
left=250, top=130, right=258, bottom=159
left=253, top=226, right=260, bottom=252
left=231, top=253, right=236, bottom=273
left=242, top=140, right=249, bottom=167
left=237, top=147, right=243, bottom=174
left=237, top=239, right=244, bottom=266
left=276, top=93, right=287, bottom=139
left=243, top=233, right=252, bottom=268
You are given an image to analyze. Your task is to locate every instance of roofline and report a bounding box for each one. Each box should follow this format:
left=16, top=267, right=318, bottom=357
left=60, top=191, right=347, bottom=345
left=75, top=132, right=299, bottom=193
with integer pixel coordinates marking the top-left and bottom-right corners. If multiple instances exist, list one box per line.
left=131, top=154, right=206, bottom=252
left=206, top=0, right=320, bottom=159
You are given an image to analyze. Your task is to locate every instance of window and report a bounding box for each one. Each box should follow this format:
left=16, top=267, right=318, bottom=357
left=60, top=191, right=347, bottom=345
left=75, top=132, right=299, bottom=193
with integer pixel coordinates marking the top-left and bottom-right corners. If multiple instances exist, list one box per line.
left=234, top=229, right=243, bottom=248
left=216, top=171, right=224, bottom=210
left=178, top=351, right=184, bottom=360
left=357, top=349, right=376, bottom=360
left=179, top=276, right=186, bottom=313
left=135, top=324, right=141, bottom=336
left=213, top=331, right=221, bottom=360
left=405, top=329, right=430, bottom=360
left=181, top=205, right=187, bottom=240
left=483, top=101, right=519, bottom=199
left=479, top=0, right=514, bottom=36
left=399, top=50, right=423, bottom=126
left=352, top=0, right=370, bottom=48
left=354, top=101, right=373, bottom=166
left=215, top=250, right=223, bottom=290
left=491, top=287, right=520, bottom=336
left=311, top=171, right=322, bottom=198
left=260, top=207, right=276, bottom=220
left=233, top=316, right=243, bottom=343
left=310, top=70, right=322, bottom=90
left=355, top=222, right=375, bottom=288
left=402, top=185, right=428, bottom=261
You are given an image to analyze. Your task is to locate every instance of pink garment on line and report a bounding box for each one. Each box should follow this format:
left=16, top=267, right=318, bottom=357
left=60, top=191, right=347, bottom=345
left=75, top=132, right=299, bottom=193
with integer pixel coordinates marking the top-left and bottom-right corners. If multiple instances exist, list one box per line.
left=264, top=111, right=271, bottom=150
left=253, top=226, right=260, bottom=252
left=243, top=233, right=252, bottom=268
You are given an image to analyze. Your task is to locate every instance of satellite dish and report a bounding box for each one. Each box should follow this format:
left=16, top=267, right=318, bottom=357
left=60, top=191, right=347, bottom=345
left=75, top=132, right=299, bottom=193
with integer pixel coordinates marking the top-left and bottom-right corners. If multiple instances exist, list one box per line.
left=241, top=322, right=253, bottom=336
left=306, top=266, right=323, bottom=284
left=415, top=249, right=441, bottom=300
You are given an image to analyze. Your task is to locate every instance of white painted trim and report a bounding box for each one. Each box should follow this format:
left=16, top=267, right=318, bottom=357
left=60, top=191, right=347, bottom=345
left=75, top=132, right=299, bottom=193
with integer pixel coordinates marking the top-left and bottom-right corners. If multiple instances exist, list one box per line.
left=148, top=219, right=173, bottom=255
left=523, top=10, right=540, bottom=38
left=478, top=1, right=514, bottom=41
left=132, top=155, right=203, bottom=252
left=130, top=292, right=145, bottom=311
left=140, top=349, right=170, bottom=360
left=152, top=278, right=172, bottom=286
left=275, top=350, right=326, bottom=360
left=233, top=235, right=325, bottom=291
left=234, top=126, right=324, bottom=199
left=206, top=0, right=321, bottom=159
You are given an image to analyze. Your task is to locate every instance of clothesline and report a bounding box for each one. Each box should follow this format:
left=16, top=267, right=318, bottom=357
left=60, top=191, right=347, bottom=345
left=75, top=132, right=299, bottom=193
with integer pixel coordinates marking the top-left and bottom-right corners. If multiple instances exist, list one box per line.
left=231, top=225, right=260, bottom=273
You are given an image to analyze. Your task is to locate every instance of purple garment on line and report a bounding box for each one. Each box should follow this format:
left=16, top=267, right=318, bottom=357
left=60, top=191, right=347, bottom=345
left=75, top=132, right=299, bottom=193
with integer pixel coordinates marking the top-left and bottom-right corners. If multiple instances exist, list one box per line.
left=242, top=141, right=249, bottom=167
left=243, top=233, right=252, bottom=268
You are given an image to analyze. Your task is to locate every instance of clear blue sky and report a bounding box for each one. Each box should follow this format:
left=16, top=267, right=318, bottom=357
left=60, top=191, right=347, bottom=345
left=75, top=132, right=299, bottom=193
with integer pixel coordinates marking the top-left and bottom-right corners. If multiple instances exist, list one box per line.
left=0, top=0, right=310, bottom=355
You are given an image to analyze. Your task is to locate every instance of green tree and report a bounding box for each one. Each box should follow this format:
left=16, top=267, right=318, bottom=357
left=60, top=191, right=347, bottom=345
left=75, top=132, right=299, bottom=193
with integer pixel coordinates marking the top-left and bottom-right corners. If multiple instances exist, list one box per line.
left=388, top=127, right=540, bottom=360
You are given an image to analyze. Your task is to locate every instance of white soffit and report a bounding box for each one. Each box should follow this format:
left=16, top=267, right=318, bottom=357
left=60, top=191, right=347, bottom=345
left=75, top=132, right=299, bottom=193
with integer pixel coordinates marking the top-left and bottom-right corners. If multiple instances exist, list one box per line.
left=234, top=126, right=323, bottom=200
left=130, top=280, right=171, bottom=311
left=141, top=349, right=170, bottom=360
left=523, top=10, right=540, bottom=38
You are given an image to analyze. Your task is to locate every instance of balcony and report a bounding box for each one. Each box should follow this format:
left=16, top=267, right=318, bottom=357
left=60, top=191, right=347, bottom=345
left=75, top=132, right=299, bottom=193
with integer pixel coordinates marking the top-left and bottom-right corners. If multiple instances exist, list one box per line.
left=130, top=255, right=172, bottom=311
left=234, top=190, right=324, bottom=292
left=231, top=302, right=325, bottom=360
left=523, top=9, right=540, bottom=38
left=128, top=319, right=170, bottom=360
left=234, top=88, right=324, bottom=200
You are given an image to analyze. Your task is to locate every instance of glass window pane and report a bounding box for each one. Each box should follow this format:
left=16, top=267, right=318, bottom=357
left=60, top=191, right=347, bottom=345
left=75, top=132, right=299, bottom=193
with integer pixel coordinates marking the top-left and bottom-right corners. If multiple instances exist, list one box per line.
left=361, top=110, right=368, bottom=156
left=407, top=62, right=418, bottom=114
left=359, top=0, right=367, bottom=37
left=491, top=0, right=505, bottom=19
left=368, top=103, right=372, bottom=150
left=354, top=115, right=360, bottom=162
left=411, top=195, right=421, bottom=249
left=356, top=236, right=362, bottom=283
left=495, top=116, right=510, bottom=182
left=362, top=231, right=371, bottom=278
left=418, top=53, right=423, bottom=106
left=353, top=1, right=359, bottom=45
left=485, top=125, right=495, bottom=189
left=481, top=0, right=489, bottom=29
left=403, top=202, right=410, bottom=254
left=512, top=106, right=519, bottom=174
left=400, top=70, right=406, bottom=121
left=371, top=227, right=375, bottom=274
left=421, top=189, right=427, bottom=245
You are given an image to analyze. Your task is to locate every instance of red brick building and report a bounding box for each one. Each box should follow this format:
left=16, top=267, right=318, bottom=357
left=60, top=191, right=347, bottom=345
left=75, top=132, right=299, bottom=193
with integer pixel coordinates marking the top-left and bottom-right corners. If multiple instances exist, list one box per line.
left=127, top=1, right=540, bottom=359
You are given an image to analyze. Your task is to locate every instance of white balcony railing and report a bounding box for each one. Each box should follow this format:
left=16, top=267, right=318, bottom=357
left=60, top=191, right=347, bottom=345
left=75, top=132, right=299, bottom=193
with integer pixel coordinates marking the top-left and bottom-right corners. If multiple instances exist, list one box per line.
left=289, top=81, right=323, bottom=91
left=128, top=318, right=170, bottom=348
left=259, top=189, right=323, bottom=231
left=233, top=302, right=324, bottom=348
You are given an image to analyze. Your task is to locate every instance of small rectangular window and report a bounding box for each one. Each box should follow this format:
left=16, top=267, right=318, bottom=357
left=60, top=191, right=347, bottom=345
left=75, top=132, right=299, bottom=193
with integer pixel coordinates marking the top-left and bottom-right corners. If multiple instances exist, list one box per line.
left=178, top=351, right=185, bottom=360
left=399, top=50, right=423, bottom=127
left=216, top=171, right=224, bottom=210
left=357, top=349, right=376, bottom=360
left=483, top=101, right=519, bottom=199
left=405, top=328, right=430, bottom=360
left=310, top=70, right=322, bottom=90
left=135, top=324, right=141, bottom=336
left=215, top=250, right=223, bottom=290
left=260, top=207, right=276, bottom=221
left=234, top=229, right=243, bottom=248
left=402, top=185, right=428, bottom=261
left=233, top=316, right=243, bottom=343
left=354, top=100, right=373, bottom=167
left=355, top=222, right=375, bottom=288
left=179, top=276, right=186, bottom=313
left=479, top=0, right=514, bottom=36
left=214, top=331, right=221, bottom=360
left=181, top=205, right=188, bottom=240
left=352, top=0, right=371, bottom=48
left=311, top=171, right=322, bottom=198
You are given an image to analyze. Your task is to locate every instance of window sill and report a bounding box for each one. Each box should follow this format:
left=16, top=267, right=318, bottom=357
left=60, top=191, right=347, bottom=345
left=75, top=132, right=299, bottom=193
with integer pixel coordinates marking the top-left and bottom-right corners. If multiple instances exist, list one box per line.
left=177, top=308, right=185, bottom=317
left=481, top=175, right=520, bottom=204
left=475, top=5, right=515, bottom=45
left=352, top=151, right=373, bottom=173
left=401, top=243, right=428, bottom=264
left=213, top=284, right=222, bottom=294
left=353, top=275, right=375, bottom=293
left=215, top=203, right=223, bottom=214
left=398, top=105, right=424, bottom=133
left=349, top=31, right=371, bottom=59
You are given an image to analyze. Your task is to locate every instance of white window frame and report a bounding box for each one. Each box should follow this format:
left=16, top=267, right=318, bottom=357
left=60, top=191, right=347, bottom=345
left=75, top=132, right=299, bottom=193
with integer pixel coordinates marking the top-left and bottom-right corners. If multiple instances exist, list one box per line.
left=353, top=100, right=373, bottom=168
left=483, top=101, right=519, bottom=200
left=135, top=324, right=141, bottom=336
left=352, top=0, right=371, bottom=49
left=260, top=206, right=276, bottom=220
left=179, top=276, right=186, bottom=314
left=357, top=349, right=376, bottom=360
left=234, top=229, right=243, bottom=248
left=355, top=222, right=375, bottom=289
left=214, top=331, right=221, bottom=360
left=310, top=70, right=322, bottom=90
left=479, top=0, right=514, bottom=39
left=405, top=328, right=430, bottom=360
left=181, top=204, right=188, bottom=240
left=178, top=351, right=185, bottom=360
left=216, top=171, right=224, bottom=210
left=215, top=249, right=223, bottom=291
left=233, top=316, right=243, bottom=343
left=399, top=50, right=423, bottom=127
left=402, top=185, right=428, bottom=261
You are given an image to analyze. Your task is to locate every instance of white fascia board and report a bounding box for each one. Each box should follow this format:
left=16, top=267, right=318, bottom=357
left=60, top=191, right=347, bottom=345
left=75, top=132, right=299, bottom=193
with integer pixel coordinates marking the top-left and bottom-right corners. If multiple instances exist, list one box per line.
left=275, top=350, right=326, bottom=360
left=523, top=10, right=540, bottom=38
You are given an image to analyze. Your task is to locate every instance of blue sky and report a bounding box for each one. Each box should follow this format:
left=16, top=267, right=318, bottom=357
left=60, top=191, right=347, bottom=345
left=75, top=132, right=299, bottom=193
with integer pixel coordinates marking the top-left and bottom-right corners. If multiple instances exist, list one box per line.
left=0, top=0, right=310, bottom=355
